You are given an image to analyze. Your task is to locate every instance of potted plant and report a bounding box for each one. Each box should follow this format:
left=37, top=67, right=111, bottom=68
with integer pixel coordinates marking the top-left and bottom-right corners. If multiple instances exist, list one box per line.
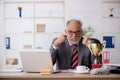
left=82, top=26, right=94, bottom=45
left=82, top=26, right=94, bottom=37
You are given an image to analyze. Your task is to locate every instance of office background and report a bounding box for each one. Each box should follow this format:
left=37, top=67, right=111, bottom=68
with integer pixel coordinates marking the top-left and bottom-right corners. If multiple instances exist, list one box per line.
left=0, top=0, right=120, bottom=69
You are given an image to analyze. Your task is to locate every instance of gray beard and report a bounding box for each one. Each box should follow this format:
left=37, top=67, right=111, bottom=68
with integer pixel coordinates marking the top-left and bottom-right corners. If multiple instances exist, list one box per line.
left=67, top=37, right=81, bottom=45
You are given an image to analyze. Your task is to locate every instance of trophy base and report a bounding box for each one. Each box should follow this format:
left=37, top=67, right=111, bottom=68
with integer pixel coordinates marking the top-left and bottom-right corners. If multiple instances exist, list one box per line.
left=109, top=14, right=113, bottom=17
left=92, top=64, right=101, bottom=69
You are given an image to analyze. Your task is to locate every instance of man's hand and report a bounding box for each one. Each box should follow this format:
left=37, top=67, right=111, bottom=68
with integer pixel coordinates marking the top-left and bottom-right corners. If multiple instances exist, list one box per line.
left=53, top=35, right=67, bottom=47
left=82, top=36, right=90, bottom=46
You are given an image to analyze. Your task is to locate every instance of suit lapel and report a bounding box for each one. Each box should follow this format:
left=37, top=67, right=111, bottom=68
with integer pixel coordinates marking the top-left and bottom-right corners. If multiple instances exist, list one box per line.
left=64, top=40, right=72, bottom=67
left=78, top=38, right=84, bottom=65
left=78, top=45, right=84, bottom=65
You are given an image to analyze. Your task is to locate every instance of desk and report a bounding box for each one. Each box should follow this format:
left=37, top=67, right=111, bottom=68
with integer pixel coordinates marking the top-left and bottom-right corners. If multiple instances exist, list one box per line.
left=0, top=72, right=120, bottom=80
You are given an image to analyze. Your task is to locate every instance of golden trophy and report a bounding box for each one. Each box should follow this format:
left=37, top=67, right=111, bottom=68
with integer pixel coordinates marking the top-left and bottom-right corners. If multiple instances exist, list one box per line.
left=87, top=38, right=106, bottom=69
left=108, top=8, right=114, bottom=17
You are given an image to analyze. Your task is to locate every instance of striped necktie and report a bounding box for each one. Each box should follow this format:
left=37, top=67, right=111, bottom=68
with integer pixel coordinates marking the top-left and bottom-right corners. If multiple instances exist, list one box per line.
left=71, top=45, right=78, bottom=69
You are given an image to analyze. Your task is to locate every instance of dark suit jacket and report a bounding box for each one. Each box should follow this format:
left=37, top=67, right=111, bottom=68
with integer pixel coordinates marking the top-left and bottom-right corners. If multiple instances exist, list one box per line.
left=49, top=37, right=99, bottom=70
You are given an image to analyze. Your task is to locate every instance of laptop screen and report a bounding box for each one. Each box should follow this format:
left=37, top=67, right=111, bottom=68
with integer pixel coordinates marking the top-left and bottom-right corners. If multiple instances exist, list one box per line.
left=20, top=49, right=53, bottom=73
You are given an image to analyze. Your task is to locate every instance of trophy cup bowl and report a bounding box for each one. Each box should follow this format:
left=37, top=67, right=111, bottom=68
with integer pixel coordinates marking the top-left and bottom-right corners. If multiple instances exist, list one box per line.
left=87, top=38, right=106, bottom=69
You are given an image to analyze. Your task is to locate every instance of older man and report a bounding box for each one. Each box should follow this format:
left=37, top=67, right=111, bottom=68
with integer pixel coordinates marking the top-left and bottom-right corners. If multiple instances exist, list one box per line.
left=50, top=19, right=93, bottom=70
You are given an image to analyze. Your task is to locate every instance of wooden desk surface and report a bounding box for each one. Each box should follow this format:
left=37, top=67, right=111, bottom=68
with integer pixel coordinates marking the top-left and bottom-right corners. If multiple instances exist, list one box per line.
left=0, top=72, right=120, bottom=80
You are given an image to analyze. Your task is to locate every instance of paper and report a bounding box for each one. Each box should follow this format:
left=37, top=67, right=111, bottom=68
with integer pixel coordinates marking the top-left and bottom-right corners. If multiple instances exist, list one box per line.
left=37, top=24, right=46, bottom=33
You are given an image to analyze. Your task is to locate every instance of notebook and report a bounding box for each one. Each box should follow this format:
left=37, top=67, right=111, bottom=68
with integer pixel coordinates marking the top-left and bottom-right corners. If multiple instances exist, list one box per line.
left=0, top=68, right=22, bottom=73
left=20, top=49, right=54, bottom=73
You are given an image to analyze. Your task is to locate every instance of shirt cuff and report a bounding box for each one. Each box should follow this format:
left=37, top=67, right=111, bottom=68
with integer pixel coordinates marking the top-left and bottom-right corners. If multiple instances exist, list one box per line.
left=52, top=44, right=58, bottom=49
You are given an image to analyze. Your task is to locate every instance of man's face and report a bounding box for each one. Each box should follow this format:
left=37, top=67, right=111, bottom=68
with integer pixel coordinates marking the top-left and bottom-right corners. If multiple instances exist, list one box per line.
left=65, top=21, right=83, bottom=45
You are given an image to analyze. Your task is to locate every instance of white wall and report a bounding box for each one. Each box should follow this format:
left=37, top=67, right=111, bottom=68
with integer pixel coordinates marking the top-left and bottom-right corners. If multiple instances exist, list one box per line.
left=65, top=0, right=102, bottom=39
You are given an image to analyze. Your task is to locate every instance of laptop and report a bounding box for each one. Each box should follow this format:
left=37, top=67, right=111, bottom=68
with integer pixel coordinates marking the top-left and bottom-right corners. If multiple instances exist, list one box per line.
left=20, top=49, right=53, bottom=73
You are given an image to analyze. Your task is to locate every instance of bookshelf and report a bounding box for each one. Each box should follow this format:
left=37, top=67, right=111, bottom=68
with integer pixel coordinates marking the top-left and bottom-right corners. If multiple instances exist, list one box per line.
left=3, top=0, right=65, bottom=68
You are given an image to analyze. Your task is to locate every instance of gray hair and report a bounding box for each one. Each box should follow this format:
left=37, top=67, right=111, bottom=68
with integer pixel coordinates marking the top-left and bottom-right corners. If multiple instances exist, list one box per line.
left=66, top=19, right=82, bottom=26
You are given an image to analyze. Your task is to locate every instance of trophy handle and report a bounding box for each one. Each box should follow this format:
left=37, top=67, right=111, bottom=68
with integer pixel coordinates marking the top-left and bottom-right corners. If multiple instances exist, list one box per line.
left=87, top=40, right=93, bottom=53
left=101, top=40, right=106, bottom=52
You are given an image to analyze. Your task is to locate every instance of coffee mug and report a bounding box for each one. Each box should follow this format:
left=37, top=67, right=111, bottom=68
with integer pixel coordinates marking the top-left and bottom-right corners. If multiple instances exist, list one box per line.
left=76, top=66, right=89, bottom=72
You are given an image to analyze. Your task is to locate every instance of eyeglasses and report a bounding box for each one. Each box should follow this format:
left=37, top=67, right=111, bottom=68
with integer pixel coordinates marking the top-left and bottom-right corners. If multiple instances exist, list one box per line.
left=67, top=30, right=81, bottom=35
